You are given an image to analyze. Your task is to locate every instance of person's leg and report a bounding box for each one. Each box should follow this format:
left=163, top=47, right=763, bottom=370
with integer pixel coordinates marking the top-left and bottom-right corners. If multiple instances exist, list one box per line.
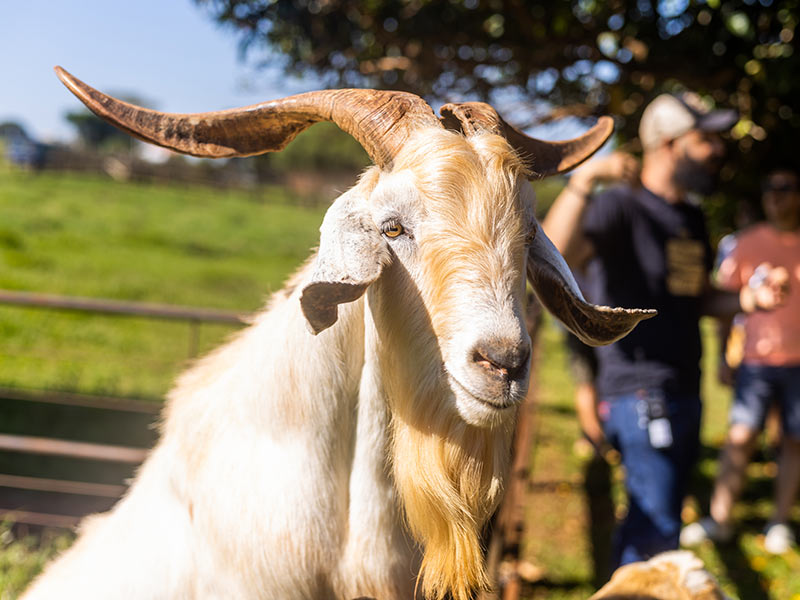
left=712, top=364, right=774, bottom=525
left=773, top=365, right=800, bottom=524
left=683, top=365, right=779, bottom=547
left=762, top=366, right=800, bottom=553
left=772, top=435, right=800, bottom=524
left=602, top=394, right=649, bottom=569
left=765, top=403, right=783, bottom=455
left=605, top=392, right=700, bottom=569
left=709, top=423, right=760, bottom=526
left=763, top=433, right=800, bottom=553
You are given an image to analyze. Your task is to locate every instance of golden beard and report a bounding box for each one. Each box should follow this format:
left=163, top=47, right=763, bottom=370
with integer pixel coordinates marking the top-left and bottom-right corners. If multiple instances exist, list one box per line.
left=390, top=401, right=514, bottom=600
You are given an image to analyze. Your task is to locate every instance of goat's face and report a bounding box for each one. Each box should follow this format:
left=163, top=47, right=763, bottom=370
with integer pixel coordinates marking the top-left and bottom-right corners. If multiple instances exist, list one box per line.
left=365, top=129, right=533, bottom=428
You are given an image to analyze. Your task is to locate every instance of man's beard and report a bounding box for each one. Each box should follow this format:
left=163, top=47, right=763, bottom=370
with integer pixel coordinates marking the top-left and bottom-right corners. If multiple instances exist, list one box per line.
left=674, top=155, right=720, bottom=195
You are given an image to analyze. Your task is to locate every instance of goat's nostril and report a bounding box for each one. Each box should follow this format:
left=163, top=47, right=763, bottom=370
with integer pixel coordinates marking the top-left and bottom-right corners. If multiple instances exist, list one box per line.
left=473, top=352, right=508, bottom=376
left=471, top=343, right=530, bottom=380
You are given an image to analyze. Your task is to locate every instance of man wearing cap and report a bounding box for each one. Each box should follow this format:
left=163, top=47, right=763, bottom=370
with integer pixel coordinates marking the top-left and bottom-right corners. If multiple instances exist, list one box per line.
left=543, top=92, right=786, bottom=570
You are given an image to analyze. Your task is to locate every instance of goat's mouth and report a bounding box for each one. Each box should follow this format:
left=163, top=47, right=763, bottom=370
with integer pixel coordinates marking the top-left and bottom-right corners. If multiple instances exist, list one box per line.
left=445, top=367, right=521, bottom=412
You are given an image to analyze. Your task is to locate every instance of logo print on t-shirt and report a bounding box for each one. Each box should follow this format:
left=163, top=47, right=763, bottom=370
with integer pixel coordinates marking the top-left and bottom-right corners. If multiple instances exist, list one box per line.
left=666, top=237, right=706, bottom=296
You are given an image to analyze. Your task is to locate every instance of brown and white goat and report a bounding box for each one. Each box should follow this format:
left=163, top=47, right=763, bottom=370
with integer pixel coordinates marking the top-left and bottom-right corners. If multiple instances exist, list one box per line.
left=591, top=551, right=731, bottom=600
left=23, top=68, right=654, bottom=600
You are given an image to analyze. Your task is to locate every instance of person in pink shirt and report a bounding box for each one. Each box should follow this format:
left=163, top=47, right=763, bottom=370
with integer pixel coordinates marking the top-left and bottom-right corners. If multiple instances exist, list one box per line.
left=682, top=169, right=800, bottom=553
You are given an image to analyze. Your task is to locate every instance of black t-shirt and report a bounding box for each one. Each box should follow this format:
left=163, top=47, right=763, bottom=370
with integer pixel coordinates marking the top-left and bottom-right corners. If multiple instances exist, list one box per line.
left=582, top=185, right=713, bottom=397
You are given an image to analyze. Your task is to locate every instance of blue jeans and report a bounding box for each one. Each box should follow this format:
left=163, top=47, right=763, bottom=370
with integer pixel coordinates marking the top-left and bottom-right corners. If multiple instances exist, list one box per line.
left=601, top=391, right=702, bottom=568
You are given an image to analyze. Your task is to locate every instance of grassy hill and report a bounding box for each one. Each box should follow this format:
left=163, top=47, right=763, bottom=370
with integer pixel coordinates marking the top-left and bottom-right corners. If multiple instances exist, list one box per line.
left=0, top=169, right=328, bottom=399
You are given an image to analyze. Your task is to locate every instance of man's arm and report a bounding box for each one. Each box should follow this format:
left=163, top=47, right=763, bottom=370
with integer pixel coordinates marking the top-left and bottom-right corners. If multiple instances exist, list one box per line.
left=542, top=152, right=640, bottom=269
left=542, top=180, right=596, bottom=268
left=716, top=315, right=737, bottom=386
left=701, top=287, right=744, bottom=318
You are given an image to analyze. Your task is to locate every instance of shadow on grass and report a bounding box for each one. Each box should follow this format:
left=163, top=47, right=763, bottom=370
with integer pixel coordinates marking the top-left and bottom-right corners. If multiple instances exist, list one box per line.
left=583, top=454, right=615, bottom=588
left=573, top=442, right=774, bottom=600
left=681, top=443, right=772, bottom=600
left=520, top=577, right=593, bottom=596
left=714, top=540, right=770, bottom=600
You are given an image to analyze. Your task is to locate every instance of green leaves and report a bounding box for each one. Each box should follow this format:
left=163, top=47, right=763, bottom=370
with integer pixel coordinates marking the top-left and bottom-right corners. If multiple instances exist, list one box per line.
left=193, top=0, right=799, bottom=226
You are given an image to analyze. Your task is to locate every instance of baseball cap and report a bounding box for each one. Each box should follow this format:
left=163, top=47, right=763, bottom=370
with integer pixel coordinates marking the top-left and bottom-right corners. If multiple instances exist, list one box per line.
left=639, top=92, right=738, bottom=151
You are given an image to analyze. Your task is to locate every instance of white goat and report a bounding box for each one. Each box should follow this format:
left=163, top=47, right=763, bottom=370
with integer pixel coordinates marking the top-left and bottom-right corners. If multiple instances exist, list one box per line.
left=23, top=68, right=654, bottom=600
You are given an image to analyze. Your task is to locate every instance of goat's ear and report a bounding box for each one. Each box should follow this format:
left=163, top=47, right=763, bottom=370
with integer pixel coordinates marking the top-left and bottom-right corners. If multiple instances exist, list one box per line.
left=300, top=193, right=390, bottom=335
left=527, top=225, right=656, bottom=346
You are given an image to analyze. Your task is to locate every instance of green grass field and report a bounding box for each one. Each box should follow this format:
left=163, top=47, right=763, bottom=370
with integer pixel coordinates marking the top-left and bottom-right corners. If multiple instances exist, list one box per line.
left=1, top=168, right=798, bottom=598
left=0, top=168, right=327, bottom=399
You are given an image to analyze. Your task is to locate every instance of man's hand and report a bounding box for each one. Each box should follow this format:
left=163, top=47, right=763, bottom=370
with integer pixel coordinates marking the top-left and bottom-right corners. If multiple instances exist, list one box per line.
left=569, top=152, right=640, bottom=194
left=545, top=152, right=641, bottom=268
left=740, top=263, right=790, bottom=312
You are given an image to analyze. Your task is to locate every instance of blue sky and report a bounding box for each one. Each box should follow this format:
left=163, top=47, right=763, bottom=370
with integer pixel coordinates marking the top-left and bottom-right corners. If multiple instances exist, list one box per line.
left=1, top=0, right=316, bottom=142
left=1, top=1, right=590, bottom=147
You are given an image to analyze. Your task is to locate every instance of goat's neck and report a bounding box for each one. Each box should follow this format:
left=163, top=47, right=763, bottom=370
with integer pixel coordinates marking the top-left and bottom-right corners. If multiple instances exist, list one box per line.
left=335, top=302, right=420, bottom=598
left=166, top=263, right=366, bottom=439
left=162, top=267, right=417, bottom=598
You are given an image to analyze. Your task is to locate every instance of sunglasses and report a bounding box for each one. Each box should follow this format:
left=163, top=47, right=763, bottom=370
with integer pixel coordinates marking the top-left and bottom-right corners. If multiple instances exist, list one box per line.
left=763, top=183, right=798, bottom=194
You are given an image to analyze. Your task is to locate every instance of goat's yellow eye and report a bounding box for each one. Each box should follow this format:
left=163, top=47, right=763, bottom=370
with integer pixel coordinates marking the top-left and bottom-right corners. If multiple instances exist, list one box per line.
left=382, top=223, right=404, bottom=238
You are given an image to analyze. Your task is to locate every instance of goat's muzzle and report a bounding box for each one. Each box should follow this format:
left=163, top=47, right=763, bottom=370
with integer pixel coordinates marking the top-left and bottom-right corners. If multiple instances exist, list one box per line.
left=470, top=339, right=530, bottom=384
left=447, top=331, right=531, bottom=427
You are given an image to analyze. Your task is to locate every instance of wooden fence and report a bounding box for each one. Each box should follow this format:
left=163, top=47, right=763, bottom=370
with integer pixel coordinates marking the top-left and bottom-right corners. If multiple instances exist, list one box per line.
left=0, top=290, right=248, bottom=529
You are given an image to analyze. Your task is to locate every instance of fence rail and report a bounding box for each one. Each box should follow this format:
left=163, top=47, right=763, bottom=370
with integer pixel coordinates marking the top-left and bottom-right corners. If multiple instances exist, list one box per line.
left=0, top=434, right=148, bottom=464
left=0, top=289, right=248, bottom=324
left=0, top=289, right=251, bottom=529
left=0, top=385, right=159, bottom=414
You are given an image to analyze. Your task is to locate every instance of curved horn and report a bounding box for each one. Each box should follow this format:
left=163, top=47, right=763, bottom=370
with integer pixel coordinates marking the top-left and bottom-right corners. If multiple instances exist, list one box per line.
left=527, top=225, right=656, bottom=346
left=55, top=66, right=441, bottom=169
left=440, top=102, right=613, bottom=178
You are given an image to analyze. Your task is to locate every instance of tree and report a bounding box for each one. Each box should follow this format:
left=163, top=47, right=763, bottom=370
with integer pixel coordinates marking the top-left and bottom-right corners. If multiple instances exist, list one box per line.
left=196, top=0, right=797, bottom=235
left=266, top=122, right=369, bottom=173
left=65, top=110, right=135, bottom=152
left=0, top=122, right=31, bottom=141
left=65, top=94, right=153, bottom=153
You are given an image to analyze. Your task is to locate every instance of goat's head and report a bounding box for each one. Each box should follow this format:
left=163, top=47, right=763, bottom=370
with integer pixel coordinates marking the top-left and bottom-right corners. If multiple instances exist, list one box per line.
left=56, top=67, right=654, bottom=600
